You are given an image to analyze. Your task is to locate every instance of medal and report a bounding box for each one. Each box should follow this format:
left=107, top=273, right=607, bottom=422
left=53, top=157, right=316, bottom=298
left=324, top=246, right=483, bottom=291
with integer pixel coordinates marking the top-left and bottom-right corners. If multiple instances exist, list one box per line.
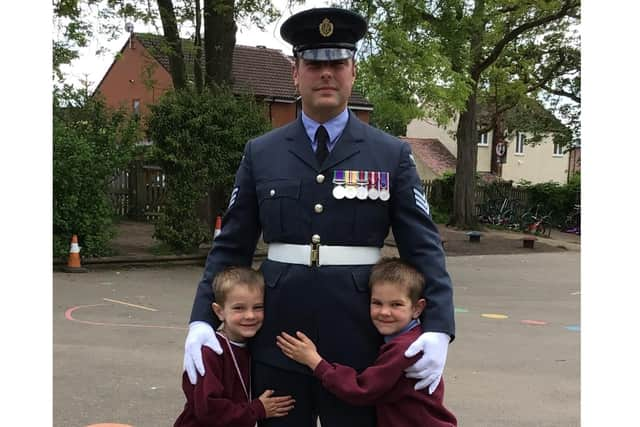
left=345, top=170, right=358, bottom=199
left=368, top=171, right=379, bottom=200
left=356, top=171, right=368, bottom=200
left=332, top=170, right=346, bottom=199
left=379, top=172, right=390, bottom=201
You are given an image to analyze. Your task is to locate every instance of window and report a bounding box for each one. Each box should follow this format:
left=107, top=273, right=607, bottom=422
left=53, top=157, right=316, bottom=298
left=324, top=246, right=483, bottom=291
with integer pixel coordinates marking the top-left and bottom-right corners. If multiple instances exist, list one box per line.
left=132, top=99, right=141, bottom=116
left=553, top=143, right=563, bottom=156
left=515, top=132, right=525, bottom=155
left=478, top=132, right=489, bottom=146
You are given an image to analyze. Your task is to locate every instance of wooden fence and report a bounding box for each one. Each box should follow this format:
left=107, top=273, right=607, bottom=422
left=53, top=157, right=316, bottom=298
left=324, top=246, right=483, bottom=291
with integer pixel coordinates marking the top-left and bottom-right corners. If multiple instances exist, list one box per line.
left=108, top=161, right=167, bottom=221
left=422, top=179, right=531, bottom=217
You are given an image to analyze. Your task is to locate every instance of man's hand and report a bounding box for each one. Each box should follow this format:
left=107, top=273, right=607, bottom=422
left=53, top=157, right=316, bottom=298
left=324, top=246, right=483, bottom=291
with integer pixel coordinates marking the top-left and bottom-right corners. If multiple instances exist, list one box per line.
left=404, top=331, right=450, bottom=394
left=258, top=389, right=296, bottom=418
left=183, top=321, right=223, bottom=384
left=276, top=331, right=322, bottom=370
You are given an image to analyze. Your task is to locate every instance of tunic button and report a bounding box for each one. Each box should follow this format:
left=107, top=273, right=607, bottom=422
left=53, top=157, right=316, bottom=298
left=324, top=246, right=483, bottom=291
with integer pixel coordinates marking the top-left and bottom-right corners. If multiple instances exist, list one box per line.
left=270, top=189, right=275, bottom=197
left=316, top=174, right=325, bottom=184
left=311, top=234, right=321, bottom=244
left=314, top=204, right=324, bottom=213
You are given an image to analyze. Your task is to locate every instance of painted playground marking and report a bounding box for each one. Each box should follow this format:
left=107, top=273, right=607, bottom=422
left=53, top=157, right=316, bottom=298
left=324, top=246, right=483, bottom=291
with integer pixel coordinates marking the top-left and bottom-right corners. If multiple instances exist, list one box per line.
left=565, top=325, right=580, bottom=332
left=85, top=424, right=133, bottom=427
left=455, top=307, right=468, bottom=313
left=481, top=313, right=509, bottom=319
left=520, top=319, right=548, bottom=326
left=103, top=297, right=158, bottom=312
left=65, top=304, right=185, bottom=330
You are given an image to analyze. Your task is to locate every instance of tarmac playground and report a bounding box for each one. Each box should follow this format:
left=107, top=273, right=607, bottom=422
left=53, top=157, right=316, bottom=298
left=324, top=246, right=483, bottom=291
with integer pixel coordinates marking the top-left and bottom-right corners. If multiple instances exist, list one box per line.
left=53, top=251, right=580, bottom=427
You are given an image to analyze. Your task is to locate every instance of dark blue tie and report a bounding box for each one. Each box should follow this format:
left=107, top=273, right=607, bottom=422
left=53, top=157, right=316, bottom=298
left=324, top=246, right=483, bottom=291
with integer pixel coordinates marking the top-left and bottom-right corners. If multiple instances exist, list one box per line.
left=315, top=125, right=329, bottom=164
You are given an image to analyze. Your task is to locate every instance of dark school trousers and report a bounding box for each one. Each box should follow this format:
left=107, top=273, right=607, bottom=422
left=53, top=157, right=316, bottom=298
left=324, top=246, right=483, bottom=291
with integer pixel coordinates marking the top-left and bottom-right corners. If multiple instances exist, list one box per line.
left=253, top=361, right=375, bottom=427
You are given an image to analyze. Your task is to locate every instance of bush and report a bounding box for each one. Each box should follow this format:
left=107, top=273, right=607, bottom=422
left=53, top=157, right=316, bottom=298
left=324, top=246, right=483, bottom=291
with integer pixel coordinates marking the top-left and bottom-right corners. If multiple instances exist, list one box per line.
left=519, top=173, right=580, bottom=226
left=53, top=87, right=139, bottom=258
left=147, top=86, right=271, bottom=252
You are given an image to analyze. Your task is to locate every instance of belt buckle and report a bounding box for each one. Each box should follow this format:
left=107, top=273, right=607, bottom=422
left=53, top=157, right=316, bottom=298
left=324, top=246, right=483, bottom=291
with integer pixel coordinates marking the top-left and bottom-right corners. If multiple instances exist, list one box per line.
left=310, top=242, right=320, bottom=266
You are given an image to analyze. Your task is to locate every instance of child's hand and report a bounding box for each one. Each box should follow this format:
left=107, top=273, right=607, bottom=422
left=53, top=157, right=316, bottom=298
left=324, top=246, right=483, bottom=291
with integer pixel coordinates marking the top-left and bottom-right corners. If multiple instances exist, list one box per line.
left=258, top=389, right=295, bottom=418
left=276, top=331, right=322, bottom=370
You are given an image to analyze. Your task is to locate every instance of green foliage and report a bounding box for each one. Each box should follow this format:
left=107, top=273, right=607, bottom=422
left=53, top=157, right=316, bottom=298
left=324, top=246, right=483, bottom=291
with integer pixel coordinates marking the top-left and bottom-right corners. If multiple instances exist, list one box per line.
left=53, top=87, right=139, bottom=258
left=518, top=173, right=580, bottom=226
left=147, top=86, right=270, bottom=252
left=424, top=171, right=457, bottom=219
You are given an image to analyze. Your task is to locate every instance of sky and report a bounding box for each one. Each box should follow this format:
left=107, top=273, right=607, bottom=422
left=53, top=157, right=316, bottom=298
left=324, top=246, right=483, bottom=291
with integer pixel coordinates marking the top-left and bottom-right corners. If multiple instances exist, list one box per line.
left=61, top=0, right=332, bottom=91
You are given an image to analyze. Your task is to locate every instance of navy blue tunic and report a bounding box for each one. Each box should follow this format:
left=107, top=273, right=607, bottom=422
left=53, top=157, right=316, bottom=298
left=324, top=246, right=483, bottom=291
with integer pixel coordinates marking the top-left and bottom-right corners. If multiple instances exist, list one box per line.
left=190, top=111, right=455, bottom=374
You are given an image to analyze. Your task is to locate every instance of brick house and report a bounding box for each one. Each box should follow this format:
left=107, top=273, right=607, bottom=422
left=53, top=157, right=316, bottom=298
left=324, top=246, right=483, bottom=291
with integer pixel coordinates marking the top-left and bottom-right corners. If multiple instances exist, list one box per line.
left=93, top=32, right=373, bottom=129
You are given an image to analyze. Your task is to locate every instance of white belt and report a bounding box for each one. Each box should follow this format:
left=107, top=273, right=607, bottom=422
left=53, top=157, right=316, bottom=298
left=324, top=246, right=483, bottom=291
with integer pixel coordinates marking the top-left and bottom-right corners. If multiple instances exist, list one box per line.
left=268, top=243, right=381, bottom=267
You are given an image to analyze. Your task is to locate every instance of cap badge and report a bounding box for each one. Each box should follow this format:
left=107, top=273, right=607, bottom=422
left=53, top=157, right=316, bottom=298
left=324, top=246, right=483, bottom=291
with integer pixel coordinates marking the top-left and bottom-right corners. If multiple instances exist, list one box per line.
left=319, top=18, right=334, bottom=37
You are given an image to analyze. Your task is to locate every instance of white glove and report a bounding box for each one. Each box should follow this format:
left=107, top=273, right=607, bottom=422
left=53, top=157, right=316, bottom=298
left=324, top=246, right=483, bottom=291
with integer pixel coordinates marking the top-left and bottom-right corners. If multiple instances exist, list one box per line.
left=183, top=321, right=223, bottom=385
left=404, top=331, right=450, bottom=394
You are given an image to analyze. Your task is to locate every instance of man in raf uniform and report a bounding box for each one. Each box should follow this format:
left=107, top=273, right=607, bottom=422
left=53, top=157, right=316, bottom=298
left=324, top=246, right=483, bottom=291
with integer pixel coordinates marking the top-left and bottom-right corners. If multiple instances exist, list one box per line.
left=182, top=7, right=455, bottom=426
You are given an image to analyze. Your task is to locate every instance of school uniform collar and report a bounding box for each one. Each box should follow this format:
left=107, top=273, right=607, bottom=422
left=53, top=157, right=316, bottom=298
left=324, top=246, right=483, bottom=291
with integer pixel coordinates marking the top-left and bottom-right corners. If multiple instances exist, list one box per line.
left=383, top=319, right=421, bottom=343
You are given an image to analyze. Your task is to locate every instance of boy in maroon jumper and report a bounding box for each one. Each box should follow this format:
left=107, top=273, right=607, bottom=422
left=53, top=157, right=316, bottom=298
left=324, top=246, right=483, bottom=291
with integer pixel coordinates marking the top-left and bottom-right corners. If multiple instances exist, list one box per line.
left=175, top=267, right=295, bottom=427
left=277, top=258, right=457, bottom=427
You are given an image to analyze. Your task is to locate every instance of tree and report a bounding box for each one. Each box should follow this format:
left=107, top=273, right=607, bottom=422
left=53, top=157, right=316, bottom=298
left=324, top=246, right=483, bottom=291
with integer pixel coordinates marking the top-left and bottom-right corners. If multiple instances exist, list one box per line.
left=53, top=86, right=140, bottom=257
left=146, top=87, right=270, bottom=251
left=348, top=0, right=580, bottom=228
left=158, top=0, right=187, bottom=89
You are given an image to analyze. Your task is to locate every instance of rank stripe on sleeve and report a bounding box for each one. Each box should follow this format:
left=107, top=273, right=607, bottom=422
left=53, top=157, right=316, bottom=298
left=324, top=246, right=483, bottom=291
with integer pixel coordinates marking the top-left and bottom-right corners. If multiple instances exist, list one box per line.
left=413, top=187, right=430, bottom=215
left=228, top=187, right=239, bottom=209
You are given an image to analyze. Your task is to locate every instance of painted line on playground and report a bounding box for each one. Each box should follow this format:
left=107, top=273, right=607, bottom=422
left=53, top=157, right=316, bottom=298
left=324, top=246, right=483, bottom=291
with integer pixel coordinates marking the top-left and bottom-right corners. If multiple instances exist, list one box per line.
left=64, top=304, right=185, bottom=330
left=455, top=307, right=468, bottom=313
left=481, top=313, right=509, bottom=319
left=520, top=319, right=548, bottom=326
left=103, top=297, right=158, bottom=312
left=564, top=325, right=580, bottom=332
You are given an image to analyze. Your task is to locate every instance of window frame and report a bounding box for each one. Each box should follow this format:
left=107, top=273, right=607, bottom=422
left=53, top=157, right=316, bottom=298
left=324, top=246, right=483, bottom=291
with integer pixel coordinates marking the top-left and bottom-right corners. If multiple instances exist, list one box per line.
left=132, top=99, right=141, bottom=116
left=478, top=132, right=489, bottom=146
left=515, top=132, right=525, bottom=155
left=553, top=142, right=564, bottom=157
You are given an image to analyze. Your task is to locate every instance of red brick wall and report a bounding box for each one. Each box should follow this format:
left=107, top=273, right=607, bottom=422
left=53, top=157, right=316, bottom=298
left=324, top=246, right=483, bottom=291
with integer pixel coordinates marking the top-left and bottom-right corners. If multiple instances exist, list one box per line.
left=94, top=37, right=173, bottom=120
left=269, top=102, right=297, bottom=128
left=353, top=109, right=370, bottom=123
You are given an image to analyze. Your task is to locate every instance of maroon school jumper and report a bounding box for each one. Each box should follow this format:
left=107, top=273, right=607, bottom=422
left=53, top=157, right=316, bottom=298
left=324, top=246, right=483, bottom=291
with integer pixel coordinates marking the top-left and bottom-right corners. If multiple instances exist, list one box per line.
left=174, top=332, right=266, bottom=427
left=313, top=325, right=457, bottom=427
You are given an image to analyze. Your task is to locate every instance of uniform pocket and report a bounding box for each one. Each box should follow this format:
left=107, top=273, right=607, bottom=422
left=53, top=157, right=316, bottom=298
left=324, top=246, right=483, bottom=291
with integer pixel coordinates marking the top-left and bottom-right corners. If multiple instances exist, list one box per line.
left=355, top=199, right=390, bottom=245
left=260, top=259, right=288, bottom=289
left=256, top=179, right=301, bottom=241
left=351, top=266, right=373, bottom=293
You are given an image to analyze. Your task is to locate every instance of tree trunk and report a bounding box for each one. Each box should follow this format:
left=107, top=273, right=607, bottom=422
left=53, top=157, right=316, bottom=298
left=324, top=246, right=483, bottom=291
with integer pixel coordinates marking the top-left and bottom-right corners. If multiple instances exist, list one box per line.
left=490, top=112, right=506, bottom=176
left=203, top=0, right=237, bottom=87
left=157, top=0, right=186, bottom=90
left=194, top=0, right=204, bottom=93
left=451, top=90, right=479, bottom=228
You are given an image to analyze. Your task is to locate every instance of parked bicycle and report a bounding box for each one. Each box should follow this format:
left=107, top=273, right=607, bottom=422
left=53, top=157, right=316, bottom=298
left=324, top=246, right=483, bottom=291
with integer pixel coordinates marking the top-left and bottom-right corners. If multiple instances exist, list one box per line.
left=563, top=203, right=580, bottom=235
left=520, top=204, right=553, bottom=237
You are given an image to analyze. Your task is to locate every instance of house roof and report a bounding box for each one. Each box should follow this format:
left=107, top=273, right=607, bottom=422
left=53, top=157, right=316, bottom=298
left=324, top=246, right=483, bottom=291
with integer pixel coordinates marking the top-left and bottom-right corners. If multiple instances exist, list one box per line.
left=400, top=137, right=457, bottom=177
left=133, top=33, right=371, bottom=106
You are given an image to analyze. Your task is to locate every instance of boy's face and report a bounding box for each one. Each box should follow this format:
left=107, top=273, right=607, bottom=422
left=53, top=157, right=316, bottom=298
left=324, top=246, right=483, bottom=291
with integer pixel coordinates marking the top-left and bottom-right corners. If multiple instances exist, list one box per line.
left=370, top=281, right=426, bottom=336
left=213, top=284, right=264, bottom=342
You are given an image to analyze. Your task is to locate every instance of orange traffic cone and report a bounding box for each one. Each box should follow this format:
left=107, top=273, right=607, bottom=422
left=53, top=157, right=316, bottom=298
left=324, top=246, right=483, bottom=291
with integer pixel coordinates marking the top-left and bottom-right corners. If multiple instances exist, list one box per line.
left=63, top=235, right=88, bottom=273
left=213, top=216, right=222, bottom=239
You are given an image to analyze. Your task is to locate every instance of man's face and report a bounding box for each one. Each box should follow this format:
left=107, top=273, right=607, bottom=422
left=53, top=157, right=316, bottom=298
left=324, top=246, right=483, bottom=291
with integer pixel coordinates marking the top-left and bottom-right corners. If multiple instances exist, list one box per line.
left=293, top=57, right=356, bottom=122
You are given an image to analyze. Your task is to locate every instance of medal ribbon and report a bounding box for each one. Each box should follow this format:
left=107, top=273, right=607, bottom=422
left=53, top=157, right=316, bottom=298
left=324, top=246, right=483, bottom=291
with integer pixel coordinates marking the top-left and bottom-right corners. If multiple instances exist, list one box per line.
left=347, top=170, right=358, bottom=187
left=369, top=171, right=378, bottom=191
left=380, top=172, right=389, bottom=192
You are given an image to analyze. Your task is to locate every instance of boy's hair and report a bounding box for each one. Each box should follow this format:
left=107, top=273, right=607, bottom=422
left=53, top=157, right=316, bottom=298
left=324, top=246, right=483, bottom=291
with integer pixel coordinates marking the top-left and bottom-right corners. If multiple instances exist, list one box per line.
left=369, top=258, right=425, bottom=303
left=213, top=266, right=265, bottom=306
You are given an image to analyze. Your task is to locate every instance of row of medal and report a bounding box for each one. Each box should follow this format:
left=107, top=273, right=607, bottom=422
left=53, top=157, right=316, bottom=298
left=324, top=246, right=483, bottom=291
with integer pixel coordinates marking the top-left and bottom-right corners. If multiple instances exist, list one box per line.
left=332, top=170, right=390, bottom=201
